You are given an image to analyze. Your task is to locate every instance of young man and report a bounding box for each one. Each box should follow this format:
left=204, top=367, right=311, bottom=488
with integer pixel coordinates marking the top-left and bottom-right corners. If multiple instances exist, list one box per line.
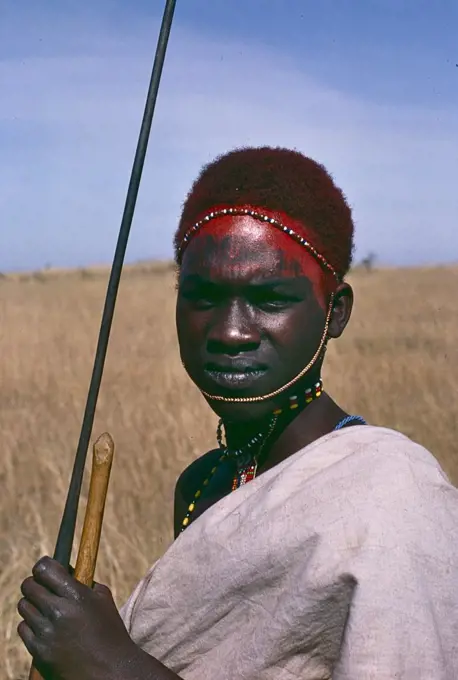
left=17, top=148, right=458, bottom=679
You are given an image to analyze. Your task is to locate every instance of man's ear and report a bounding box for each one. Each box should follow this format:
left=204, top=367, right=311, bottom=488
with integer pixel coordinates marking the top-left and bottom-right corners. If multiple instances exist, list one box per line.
left=327, top=282, right=353, bottom=339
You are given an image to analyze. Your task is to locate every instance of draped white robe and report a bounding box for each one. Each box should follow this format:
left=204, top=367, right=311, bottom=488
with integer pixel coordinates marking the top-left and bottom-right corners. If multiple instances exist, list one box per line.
left=120, top=426, right=458, bottom=679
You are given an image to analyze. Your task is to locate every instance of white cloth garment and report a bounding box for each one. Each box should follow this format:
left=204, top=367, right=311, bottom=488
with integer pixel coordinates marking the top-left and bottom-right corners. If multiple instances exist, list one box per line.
left=120, top=426, right=458, bottom=679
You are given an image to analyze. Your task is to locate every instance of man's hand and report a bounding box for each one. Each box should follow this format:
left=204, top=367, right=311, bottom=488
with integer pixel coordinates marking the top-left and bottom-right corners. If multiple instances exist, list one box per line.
left=17, top=556, right=140, bottom=680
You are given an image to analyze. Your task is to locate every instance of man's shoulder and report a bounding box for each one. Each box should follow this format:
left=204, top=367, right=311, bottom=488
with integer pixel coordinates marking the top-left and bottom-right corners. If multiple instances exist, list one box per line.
left=280, top=426, right=458, bottom=565
left=286, top=425, right=458, bottom=534
left=173, top=448, right=223, bottom=537
left=324, top=426, right=458, bottom=533
left=318, top=425, right=450, bottom=483
left=175, top=448, right=222, bottom=498
left=345, top=426, right=450, bottom=484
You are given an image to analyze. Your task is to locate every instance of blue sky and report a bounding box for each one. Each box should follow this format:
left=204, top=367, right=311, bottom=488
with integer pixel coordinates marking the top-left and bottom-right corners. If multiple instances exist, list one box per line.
left=1, top=0, right=457, bottom=272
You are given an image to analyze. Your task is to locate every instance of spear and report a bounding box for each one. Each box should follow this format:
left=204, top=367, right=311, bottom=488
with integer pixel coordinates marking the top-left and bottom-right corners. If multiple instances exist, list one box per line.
left=52, top=0, right=176, bottom=568
left=28, top=2, right=177, bottom=670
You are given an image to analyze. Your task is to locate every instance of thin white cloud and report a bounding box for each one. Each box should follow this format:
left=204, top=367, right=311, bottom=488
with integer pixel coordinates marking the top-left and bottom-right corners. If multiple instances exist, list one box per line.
left=1, top=16, right=457, bottom=271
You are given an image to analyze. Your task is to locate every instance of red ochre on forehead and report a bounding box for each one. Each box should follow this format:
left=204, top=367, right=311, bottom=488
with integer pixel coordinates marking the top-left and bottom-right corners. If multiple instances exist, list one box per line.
left=178, top=205, right=339, bottom=297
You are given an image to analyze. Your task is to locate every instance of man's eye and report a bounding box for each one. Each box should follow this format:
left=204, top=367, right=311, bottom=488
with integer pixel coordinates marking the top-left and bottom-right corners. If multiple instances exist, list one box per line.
left=181, top=289, right=219, bottom=307
left=193, top=298, right=216, bottom=309
left=259, top=299, right=289, bottom=309
left=252, top=293, right=292, bottom=309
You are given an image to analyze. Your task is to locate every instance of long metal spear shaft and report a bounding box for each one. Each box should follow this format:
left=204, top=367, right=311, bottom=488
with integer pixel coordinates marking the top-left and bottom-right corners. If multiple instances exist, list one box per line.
left=53, top=0, right=177, bottom=567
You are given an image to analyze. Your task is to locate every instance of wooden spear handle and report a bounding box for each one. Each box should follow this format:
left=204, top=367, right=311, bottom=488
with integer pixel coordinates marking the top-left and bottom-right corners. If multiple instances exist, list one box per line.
left=73, top=432, right=115, bottom=585
left=28, top=432, right=115, bottom=680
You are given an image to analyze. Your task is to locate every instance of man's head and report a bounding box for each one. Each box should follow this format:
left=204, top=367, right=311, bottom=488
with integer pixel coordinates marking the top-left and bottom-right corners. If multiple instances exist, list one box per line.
left=174, top=147, right=355, bottom=422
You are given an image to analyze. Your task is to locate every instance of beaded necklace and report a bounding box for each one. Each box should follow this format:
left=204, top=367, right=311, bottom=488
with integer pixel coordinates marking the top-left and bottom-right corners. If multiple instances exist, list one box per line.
left=180, top=402, right=367, bottom=534
left=180, top=380, right=323, bottom=532
left=334, top=414, right=366, bottom=430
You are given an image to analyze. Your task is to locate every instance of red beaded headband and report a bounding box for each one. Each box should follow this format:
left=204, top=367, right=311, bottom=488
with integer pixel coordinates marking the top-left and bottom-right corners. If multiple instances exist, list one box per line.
left=177, top=205, right=340, bottom=282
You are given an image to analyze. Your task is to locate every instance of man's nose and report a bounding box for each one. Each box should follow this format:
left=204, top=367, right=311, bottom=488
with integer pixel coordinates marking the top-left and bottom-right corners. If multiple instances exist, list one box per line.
left=207, top=300, right=261, bottom=355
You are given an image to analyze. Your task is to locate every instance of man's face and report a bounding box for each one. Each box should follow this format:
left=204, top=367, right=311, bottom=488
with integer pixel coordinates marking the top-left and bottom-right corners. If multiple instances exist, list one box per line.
left=176, top=215, right=330, bottom=422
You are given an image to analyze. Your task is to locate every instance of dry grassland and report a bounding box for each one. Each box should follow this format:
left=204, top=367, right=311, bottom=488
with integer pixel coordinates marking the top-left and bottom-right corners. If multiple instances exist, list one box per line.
left=1, top=263, right=457, bottom=678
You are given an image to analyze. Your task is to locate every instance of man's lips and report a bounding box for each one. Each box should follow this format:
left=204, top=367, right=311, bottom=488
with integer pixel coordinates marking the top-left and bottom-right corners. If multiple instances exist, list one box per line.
left=204, top=360, right=267, bottom=373
left=203, top=361, right=268, bottom=390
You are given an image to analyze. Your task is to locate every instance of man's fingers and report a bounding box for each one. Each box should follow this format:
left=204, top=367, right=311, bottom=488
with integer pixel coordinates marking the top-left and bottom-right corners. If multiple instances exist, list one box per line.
left=21, top=577, right=62, bottom=617
left=32, top=556, right=82, bottom=599
left=17, top=620, right=34, bottom=648
left=17, top=598, right=46, bottom=636
left=17, top=620, right=37, bottom=657
left=17, top=620, right=52, bottom=672
left=93, top=581, right=112, bottom=597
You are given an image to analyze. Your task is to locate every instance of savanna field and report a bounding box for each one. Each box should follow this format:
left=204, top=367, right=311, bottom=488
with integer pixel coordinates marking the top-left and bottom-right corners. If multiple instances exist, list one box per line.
left=1, top=262, right=457, bottom=678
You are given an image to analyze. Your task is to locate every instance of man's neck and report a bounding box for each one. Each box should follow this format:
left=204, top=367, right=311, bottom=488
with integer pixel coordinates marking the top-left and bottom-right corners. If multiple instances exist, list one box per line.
left=222, top=392, right=348, bottom=474
left=260, top=393, right=348, bottom=473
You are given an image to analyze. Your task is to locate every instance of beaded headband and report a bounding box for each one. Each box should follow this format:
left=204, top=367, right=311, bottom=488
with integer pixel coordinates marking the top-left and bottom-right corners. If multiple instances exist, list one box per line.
left=177, top=205, right=340, bottom=283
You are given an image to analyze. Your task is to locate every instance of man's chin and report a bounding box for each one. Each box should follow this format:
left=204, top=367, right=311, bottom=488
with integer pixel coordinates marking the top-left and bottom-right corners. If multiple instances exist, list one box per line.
left=188, top=369, right=281, bottom=423
left=204, top=395, right=276, bottom=425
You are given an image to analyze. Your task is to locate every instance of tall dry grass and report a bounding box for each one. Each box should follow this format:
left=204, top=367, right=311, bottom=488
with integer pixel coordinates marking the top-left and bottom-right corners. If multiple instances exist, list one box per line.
left=1, top=264, right=457, bottom=678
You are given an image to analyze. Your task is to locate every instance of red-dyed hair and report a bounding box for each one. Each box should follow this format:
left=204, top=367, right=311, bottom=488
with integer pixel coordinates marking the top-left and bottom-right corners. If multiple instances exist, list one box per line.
left=175, top=146, right=355, bottom=279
